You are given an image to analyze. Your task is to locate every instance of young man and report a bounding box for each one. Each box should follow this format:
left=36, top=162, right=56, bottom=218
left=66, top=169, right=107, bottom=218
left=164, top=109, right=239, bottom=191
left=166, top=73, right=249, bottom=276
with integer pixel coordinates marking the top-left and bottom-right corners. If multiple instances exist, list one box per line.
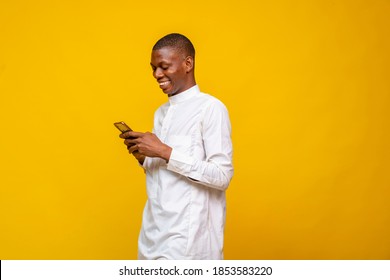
left=120, top=33, right=233, bottom=259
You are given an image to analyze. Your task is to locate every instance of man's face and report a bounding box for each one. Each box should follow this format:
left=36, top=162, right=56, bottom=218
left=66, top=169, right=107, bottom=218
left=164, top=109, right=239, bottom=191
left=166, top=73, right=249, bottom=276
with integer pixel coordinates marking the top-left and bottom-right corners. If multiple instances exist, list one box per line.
left=150, top=47, right=190, bottom=96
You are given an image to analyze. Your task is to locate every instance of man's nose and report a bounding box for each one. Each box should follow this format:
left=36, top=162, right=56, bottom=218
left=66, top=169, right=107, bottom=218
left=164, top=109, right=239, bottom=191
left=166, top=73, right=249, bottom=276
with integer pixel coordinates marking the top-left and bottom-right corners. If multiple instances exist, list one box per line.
left=153, top=68, right=164, bottom=79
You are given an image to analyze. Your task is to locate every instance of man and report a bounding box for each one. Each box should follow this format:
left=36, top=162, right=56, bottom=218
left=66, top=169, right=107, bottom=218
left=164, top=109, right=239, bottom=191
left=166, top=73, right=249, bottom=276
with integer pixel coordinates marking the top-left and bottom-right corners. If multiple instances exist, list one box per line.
left=120, top=33, right=233, bottom=259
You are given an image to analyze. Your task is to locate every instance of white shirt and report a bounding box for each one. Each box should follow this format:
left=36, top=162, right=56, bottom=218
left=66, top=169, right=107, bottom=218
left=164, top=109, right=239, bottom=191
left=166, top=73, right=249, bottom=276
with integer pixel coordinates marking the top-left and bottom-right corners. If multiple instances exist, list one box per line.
left=138, top=85, right=233, bottom=259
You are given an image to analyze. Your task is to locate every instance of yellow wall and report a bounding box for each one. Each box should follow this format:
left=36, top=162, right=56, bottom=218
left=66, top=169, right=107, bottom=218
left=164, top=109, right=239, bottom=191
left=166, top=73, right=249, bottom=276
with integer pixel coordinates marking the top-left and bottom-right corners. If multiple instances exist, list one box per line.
left=1, top=0, right=389, bottom=259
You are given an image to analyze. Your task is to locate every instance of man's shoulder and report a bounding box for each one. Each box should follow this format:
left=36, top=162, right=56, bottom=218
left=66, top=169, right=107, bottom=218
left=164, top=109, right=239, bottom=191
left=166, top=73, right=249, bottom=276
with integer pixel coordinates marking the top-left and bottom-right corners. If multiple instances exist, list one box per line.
left=198, top=91, right=228, bottom=112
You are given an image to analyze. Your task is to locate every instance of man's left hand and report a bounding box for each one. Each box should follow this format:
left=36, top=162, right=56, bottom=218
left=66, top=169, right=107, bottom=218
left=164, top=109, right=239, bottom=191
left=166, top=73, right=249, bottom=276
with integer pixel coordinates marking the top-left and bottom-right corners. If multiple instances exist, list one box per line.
left=120, top=131, right=172, bottom=162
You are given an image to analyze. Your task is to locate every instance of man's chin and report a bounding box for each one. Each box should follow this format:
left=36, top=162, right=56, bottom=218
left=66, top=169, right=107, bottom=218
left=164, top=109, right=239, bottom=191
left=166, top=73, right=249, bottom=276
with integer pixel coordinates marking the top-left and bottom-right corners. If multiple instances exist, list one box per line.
left=162, top=90, right=171, bottom=96
left=162, top=87, right=175, bottom=95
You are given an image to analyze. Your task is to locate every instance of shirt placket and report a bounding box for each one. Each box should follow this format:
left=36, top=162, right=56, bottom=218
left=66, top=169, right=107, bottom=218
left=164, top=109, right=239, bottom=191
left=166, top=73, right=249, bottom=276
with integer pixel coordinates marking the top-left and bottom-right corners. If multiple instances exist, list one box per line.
left=160, top=104, right=175, bottom=142
left=151, top=105, right=176, bottom=199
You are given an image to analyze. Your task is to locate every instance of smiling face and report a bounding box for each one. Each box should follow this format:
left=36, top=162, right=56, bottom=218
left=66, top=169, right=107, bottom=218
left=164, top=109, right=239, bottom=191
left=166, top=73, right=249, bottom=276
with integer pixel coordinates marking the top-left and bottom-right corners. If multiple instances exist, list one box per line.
left=150, top=46, right=195, bottom=96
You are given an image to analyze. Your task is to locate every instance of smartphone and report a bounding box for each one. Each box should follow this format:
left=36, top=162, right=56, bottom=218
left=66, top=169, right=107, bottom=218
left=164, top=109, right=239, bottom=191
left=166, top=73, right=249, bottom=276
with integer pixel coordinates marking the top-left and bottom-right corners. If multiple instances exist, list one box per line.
left=114, top=121, right=133, bottom=133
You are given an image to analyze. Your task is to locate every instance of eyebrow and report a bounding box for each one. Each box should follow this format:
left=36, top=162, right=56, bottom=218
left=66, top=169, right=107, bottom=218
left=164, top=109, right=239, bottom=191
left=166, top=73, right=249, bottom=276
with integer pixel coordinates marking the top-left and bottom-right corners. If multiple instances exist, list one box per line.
left=150, top=61, right=170, bottom=68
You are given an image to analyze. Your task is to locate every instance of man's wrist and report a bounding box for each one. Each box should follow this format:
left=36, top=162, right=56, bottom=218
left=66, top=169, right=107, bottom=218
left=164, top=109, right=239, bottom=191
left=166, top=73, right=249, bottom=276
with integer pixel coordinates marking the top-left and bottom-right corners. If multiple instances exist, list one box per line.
left=161, top=144, right=172, bottom=163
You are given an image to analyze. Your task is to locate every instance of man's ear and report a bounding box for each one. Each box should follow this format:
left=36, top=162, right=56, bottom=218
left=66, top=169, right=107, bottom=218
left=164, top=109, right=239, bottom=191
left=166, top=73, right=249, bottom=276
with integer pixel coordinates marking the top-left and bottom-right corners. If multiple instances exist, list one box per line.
left=184, top=56, right=194, bottom=73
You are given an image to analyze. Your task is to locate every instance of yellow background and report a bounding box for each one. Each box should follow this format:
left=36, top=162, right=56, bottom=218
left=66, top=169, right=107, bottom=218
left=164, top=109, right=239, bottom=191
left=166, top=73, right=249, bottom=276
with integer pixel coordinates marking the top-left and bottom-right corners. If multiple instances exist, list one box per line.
left=1, top=0, right=389, bottom=259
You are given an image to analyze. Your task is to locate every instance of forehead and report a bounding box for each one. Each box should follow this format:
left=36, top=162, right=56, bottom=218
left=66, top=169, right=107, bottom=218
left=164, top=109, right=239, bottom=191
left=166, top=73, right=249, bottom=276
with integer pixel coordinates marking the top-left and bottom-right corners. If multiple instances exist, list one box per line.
left=151, top=46, right=183, bottom=64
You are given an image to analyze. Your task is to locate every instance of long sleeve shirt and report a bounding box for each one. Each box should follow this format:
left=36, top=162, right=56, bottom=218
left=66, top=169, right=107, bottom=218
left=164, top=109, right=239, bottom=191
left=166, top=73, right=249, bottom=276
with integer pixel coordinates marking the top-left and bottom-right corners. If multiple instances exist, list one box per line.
left=138, top=85, right=233, bottom=259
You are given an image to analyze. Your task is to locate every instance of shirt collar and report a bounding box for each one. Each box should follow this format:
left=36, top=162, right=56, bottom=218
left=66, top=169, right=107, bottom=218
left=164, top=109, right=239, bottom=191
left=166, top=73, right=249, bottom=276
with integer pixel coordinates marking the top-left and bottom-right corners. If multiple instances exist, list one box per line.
left=168, top=85, right=200, bottom=105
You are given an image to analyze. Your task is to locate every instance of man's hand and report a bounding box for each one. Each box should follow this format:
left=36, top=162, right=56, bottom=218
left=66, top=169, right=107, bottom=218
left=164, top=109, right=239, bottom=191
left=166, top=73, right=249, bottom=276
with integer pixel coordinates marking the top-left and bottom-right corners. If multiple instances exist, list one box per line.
left=120, top=131, right=172, bottom=163
left=131, top=150, right=146, bottom=165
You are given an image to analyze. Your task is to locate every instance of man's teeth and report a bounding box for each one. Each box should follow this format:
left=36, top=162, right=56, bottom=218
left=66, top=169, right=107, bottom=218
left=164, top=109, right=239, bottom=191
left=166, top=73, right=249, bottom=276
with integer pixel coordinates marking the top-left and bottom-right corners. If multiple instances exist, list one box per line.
left=159, top=81, right=170, bottom=86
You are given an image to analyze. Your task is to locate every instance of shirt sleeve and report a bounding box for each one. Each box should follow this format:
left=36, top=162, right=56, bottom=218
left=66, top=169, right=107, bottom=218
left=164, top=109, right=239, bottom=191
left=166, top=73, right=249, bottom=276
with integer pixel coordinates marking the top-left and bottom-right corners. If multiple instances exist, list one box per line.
left=166, top=100, right=234, bottom=191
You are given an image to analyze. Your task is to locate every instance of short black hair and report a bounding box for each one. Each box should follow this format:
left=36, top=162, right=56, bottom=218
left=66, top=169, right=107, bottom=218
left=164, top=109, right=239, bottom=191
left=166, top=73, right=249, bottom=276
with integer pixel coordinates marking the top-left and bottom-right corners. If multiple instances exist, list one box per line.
left=153, top=33, right=195, bottom=58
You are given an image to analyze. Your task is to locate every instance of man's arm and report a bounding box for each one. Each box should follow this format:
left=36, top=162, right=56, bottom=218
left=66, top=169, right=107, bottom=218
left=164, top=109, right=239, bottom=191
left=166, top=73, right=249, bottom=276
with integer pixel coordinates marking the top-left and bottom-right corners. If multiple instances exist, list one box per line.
left=120, top=101, right=233, bottom=191
left=166, top=100, right=233, bottom=191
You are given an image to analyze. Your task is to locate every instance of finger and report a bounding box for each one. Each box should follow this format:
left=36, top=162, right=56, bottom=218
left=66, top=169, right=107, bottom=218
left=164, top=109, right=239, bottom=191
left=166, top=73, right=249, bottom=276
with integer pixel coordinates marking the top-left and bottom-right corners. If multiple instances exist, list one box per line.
left=128, top=145, right=138, bottom=154
left=132, top=150, right=142, bottom=157
left=133, top=153, right=145, bottom=165
left=119, top=132, right=128, bottom=138
left=120, top=131, right=145, bottom=139
left=120, top=131, right=133, bottom=139
left=133, top=152, right=145, bottom=161
left=124, top=138, right=137, bottom=146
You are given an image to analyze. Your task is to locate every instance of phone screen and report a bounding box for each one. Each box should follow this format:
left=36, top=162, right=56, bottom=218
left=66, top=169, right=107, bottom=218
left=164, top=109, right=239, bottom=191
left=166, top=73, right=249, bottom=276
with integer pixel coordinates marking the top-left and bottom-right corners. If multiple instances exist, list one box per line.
left=114, top=122, right=132, bottom=133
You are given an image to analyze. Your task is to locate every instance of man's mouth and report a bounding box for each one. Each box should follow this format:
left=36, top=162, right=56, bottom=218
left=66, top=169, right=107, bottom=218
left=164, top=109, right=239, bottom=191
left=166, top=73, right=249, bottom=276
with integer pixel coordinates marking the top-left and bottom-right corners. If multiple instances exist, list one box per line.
left=159, top=81, right=170, bottom=87
left=158, top=80, right=172, bottom=92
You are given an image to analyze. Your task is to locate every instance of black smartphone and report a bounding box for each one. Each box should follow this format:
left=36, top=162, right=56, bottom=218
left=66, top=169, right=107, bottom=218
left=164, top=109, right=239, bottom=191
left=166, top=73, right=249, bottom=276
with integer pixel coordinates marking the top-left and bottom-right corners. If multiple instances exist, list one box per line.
left=114, top=121, right=133, bottom=133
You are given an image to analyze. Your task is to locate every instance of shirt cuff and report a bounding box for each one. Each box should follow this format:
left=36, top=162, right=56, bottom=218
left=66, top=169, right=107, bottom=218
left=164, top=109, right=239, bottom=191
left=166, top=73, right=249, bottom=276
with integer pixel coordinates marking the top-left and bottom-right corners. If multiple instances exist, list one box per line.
left=167, top=148, right=194, bottom=174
